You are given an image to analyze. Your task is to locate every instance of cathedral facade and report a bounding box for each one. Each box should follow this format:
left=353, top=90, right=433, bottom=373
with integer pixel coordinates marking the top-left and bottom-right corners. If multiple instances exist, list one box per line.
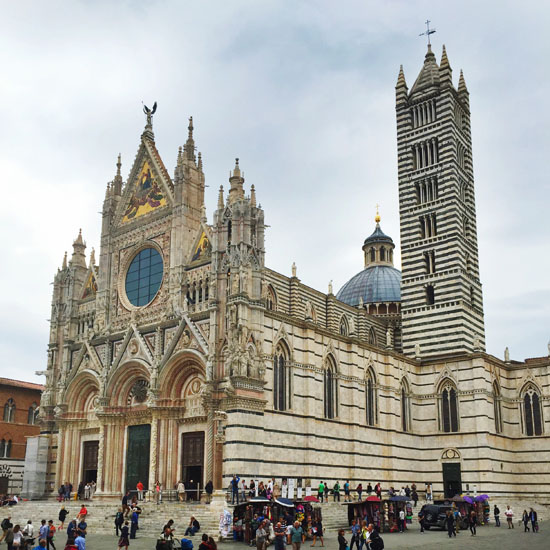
left=38, top=46, right=550, bottom=501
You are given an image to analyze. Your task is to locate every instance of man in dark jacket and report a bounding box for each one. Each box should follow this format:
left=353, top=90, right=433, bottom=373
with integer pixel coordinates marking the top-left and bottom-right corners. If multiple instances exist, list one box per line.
left=231, top=475, right=240, bottom=505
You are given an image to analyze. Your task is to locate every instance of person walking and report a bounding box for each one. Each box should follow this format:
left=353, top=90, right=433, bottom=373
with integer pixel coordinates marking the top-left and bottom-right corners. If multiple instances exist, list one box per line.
left=11, top=526, right=22, bottom=550
left=114, top=509, right=124, bottom=537
left=343, top=481, right=350, bottom=502
left=129, top=510, right=138, bottom=540
left=155, top=481, right=162, bottom=504
left=317, top=482, right=324, bottom=503
left=47, top=521, right=56, bottom=550
left=310, top=518, right=323, bottom=547
left=366, top=483, right=373, bottom=496
left=469, top=510, right=477, bottom=536
left=117, top=521, right=129, bottom=550
left=177, top=481, right=186, bottom=502
left=356, top=483, right=362, bottom=502
left=337, top=529, right=347, bottom=550
left=256, top=520, right=267, bottom=550
left=494, top=505, right=500, bottom=527
left=58, top=508, right=68, bottom=532
left=529, top=508, right=538, bottom=533
left=446, top=511, right=456, bottom=538
left=522, top=510, right=530, bottom=532
left=418, top=509, right=425, bottom=533
left=39, top=522, right=49, bottom=546
left=398, top=509, right=405, bottom=532
left=505, top=505, right=514, bottom=528
left=274, top=522, right=285, bottom=550
left=411, top=489, right=418, bottom=507
left=323, top=484, right=329, bottom=503
left=349, top=519, right=359, bottom=550
left=333, top=482, right=340, bottom=502
left=375, top=483, right=382, bottom=500
left=358, top=521, right=368, bottom=550
left=290, top=522, right=302, bottom=550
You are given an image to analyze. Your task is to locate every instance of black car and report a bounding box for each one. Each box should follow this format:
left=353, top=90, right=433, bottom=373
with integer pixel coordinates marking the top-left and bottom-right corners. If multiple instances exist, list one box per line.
left=419, top=504, right=467, bottom=530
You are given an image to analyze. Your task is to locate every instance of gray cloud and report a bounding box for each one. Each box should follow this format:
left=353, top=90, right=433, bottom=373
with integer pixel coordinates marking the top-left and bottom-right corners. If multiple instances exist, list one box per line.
left=1, top=1, right=549, bottom=382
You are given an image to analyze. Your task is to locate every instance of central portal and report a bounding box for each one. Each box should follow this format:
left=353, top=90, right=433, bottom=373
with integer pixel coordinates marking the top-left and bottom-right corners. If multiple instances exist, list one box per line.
left=181, top=431, right=204, bottom=500
left=82, top=441, right=99, bottom=483
left=125, top=424, right=151, bottom=492
left=442, top=462, right=462, bottom=498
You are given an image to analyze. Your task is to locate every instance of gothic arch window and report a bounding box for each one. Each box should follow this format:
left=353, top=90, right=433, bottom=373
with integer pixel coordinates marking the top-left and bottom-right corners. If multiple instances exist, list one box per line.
left=401, top=379, right=411, bottom=432
left=28, top=403, right=38, bottom=425
left=440, top=381, right=459, bottom=433
left=273, top=343, right=291, bottom=411
left=365, top=368, right=377, bottom=426
left=227, top=220, right=232, bottom=243
left=522, top=385, right=543, bottom=436
left=324, top=355, right=338, bottom=419
left=339, top=316, right=350, bottom=337
left=493, top=382, right=502, bottom=434
left=0, top=440, right=11, bottom=458
left=266, top=285, right=277, bottom=311
left=368, top=327, right=377, bottom=346
left=3, top=399, right=15, bottom=423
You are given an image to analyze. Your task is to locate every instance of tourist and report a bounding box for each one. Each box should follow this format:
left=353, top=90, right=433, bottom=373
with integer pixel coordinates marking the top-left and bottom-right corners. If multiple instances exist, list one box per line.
left=155, top=481, right=162, bottom=504
left=468, top=510, right=477, bottom=536
left=355, top=483, right=362, bottom=502
left=530, top=508, right=538, bottom=532
left=64, top=484, right=71, bottom=503
left=505, top=505, right=514, bottom=528
left=366, top=483, right=372, bottom=496
left=3, top=524, right=13, bottom=550
left=231, top=476, right=240, bottom=505
left=136, top=481, right=144, bottom=502
left=65, top=520, right=76, bottom=543
left=184, top=517, right=200, bottom=536
left=358, top=521, right=368, bottom=550
left=398, top=508, right=405, bottom=532
left=273, top=480, right=280, bottom=500
left=122, top=492, right=130, bottom=517
left=0, top=516, right=12, bottom=543
left=343, top=481, right=350, bottom=502
left=39, top=521, right=50, bottom=544
left=76, top=483, right=84, bottom=501
left=207, top=536, right=217, bottom=550
left=349, top=519, right=360, bottom=550
left=129, top=509, right=138, bottom=539
left=333, top=481, right=340, bottom=502
left=374, top=483, right=382, bottom=499
left=411, top=488, right=418, bottom=507
left=425, top=483, right=432, bottom=502
left=310, top=518, right=323, bottom=547
left=117, top=522, right=129, bottom=550
left=317, top=482, right=324, bottom=503
left=258, top=482, right=266, bottom=498
left=273, top=522, right=285, bottom=550
left=494, top=504, right=500, bottom=526
left=12, top=525, right=22, bottom=550
left=445, top=511, right=455, bottom=538
left=290, top=521, right=302, bottom=550
left=323, top=484, right=329, bottom=503
left=453, top=508, right=461, bottom=532
left=47, top=521, right=56, bottom=550
left=76, top=506, right=86, bottom=523
left=256, top=520, right=267, bottom=550
left=366, top=525, right=383, bottom=550
left=203, top=479, right=214, bottom=499
left=198, top=534, right=210, bottom=550
left=23, top=521, right=34, bottom=540
left=248, top=480, right=256, bottom=498
left=337, top=529, right=347, bottom=550
left=177, top=481, right=185, bottom=502
left=57, top=486, right=65, bottom=503
left=90, top=482, right=96, bottom=499
left=405, top=485, right=411, bottom=497
left=76, top=517, right=86, bottom=539
left=83, top=485, right=90, bottom=501
left=418, top=509, right=425, bottom=533
left=522, top=510, right=530, bottom=532
left=33, top=540, right=46, bottom=550
left=399, top=487, right=405, bottom=496
left=58, top=508, right=68, bottom=531
left=115, top=509, right=124, bottom=537
left=73, top=533, right=85, bottom=550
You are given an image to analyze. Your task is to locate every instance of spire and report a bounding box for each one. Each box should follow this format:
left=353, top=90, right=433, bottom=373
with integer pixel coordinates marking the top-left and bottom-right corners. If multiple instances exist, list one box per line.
left=439, top=45, right=452, bottom=86
left=458, top=69, right=468, bottom=94
left=177, top=146, right=183, bottom=167
left=250, top=184, right=256, bottom=207
left=62, top=251, right=67, bottom=270
left=113, top=153, right=123, bottom=195
left=409, top=43, right=440, bottom=96
left=395, top=64, right=408, bottom=105
left=228, top=158, right=245, bottom=204
left=89, top=247, right=96, bottom=267
left=375, top=204, right=381, bottom=224
left=201, top=204, right=207, bottom=223
left=71, top=229, right=87, bottom=268
left=218, top=185, right=225, bottom=209
left=184, top=116, right=196, bottom=162
left=396, top=65, right=407, bottom=89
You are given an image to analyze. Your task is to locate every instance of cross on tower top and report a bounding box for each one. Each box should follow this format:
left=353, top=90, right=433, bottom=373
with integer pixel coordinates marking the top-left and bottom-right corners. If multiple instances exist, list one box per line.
left=419, top=19, right=436, bottom=46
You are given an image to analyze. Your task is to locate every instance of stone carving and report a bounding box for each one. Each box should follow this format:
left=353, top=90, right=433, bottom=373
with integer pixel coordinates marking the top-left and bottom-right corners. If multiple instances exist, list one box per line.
left=414, top=343, right=421, bottom=359
left=504, top=347, right=510, bottom=362
left=304, top=300, right=313, bottom=320
left=292, top=262, right=297, bottom=277
left=128, top=339, right=139, bottom=355
left=127, top=379, right=149, bottom=405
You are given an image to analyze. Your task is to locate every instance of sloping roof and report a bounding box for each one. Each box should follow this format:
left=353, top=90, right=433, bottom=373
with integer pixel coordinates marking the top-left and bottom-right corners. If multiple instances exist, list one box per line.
left=410, top=45, right=440, bottom=95
left=0, top=377, right=44, bottom=391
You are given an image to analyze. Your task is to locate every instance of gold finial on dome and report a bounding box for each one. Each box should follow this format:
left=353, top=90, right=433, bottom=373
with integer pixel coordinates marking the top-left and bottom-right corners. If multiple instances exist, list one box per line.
left=375, top=204, right=381, bottom=223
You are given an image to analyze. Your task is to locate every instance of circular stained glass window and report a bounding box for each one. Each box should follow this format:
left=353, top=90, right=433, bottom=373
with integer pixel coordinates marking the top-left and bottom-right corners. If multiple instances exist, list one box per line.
left=125, top=248, right=163, bottom=307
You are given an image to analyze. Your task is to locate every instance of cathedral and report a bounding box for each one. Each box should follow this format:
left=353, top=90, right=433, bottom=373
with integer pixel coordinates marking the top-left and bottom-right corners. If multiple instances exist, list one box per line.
left=36, top=44, right=550, bottom=501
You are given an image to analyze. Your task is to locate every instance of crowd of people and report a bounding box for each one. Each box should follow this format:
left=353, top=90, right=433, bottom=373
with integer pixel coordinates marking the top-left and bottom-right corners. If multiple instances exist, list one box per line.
left=56, top=483, right=96, bottom=503
left=0, top=505, right=89, bottom=550
left=0, top=496, right=19, bottom=508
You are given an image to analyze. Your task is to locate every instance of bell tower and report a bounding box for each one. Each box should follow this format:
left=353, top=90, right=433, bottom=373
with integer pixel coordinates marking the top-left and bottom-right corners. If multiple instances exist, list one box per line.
left=396, top=45, right=485, bottom=357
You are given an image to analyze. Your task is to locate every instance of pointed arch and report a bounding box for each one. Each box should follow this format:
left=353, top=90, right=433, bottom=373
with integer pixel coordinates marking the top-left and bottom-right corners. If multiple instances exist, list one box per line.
left=266, top=285, right=277, bottom=311
left=365, top=367, right=377, bottom=426
left=105, top=361, right=151, bottom=407
left=158, top=352, right=206, bottom=400
left=438, top=378, right=459, bottom=433
left=64, top=370, right=101, bottom=413
left=400, top=377, right=411, bottom=432
left=3, top=399, right=15, bottom=423
left=27, top=402, right=39, bottom=425
left=323, top=354, right=338, bottom=419
left=492, top=380, right=503, bottom=434
left=520, top=383, right=543, bottom=436
left=339, top=315, right=350, bottom=337
left=368, top=327, right=377, bottom=346
left=273, top=340, right=292, bottom=411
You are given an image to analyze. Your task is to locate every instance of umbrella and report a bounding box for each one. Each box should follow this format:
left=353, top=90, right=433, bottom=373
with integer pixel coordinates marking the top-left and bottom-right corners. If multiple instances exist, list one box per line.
left=304, top=495, right=320, bottom=502
left=249, top=497, right=271, bottom=503
left=475, top=494, right=489, bottom=502
left=389, top=496, right=409, bottom=502
left=275, top=498, right=294, bottom=507
left=463, top=496, right=474, bottom=504
left=366, top=496, right=381, bottom=502
left=451, top=495, right=464, bottom=502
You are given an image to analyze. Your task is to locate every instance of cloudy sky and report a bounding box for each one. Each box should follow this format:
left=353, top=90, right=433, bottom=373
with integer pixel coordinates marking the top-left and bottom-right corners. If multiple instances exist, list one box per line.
left=1, top=1, right=549, bottom=383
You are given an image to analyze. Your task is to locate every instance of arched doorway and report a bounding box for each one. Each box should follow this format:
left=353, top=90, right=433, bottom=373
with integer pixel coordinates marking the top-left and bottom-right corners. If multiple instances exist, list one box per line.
left=441, top=448, right=462, bottom=498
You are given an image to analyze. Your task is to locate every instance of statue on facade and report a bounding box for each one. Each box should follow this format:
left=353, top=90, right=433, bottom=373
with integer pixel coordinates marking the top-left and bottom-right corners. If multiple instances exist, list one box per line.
left=504, top=347, right=510, bottom=362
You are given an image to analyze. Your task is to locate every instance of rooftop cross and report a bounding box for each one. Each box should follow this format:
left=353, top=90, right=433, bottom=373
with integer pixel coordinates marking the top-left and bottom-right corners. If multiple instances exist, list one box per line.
left=419, top=19, right=436, bottom=46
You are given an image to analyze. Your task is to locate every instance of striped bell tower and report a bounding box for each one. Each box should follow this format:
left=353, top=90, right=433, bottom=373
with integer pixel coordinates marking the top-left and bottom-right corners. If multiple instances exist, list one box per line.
left=396, top=44, right=485, bottom=357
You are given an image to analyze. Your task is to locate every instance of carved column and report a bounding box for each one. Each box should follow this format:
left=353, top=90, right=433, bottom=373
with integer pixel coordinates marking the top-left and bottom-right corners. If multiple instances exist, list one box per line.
left=148, top=414, right=159, bottom=490
left=95, top=423, right=105, bottom=493
left=205, top=409, right=215, bottom=486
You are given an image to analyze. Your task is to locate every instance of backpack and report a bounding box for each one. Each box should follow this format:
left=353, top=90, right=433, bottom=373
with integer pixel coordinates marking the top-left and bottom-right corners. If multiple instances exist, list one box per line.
left=1, top=520, right=9, bottom=531
left=370, top=533, right=384, bottom=550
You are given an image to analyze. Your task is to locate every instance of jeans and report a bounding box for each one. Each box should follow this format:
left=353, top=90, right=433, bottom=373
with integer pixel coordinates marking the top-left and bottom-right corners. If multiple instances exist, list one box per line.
left=130, top=523, right=138, bottom=539
left=470, top=524, right=476, bottom=535
left=47, top=537, right=56, bottom=550
left=184, top=526, right=198, bottom=536
left=495, top=516, right=500, bottom=526
left=291, top=542, right=301, bottom=550
left=232, top=490, right=239, bottom=504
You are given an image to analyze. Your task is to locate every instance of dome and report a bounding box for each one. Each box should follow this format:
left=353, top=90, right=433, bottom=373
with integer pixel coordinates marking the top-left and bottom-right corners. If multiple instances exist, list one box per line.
left=336, top=265, right=401, bottom=306
left=363, top=224, right=394, bottom=246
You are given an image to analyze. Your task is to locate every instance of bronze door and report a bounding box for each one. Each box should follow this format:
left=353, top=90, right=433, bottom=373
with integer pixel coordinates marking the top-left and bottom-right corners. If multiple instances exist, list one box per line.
left=126, top=424, right=151, bottom=491
left=82, top=441, right=99, bottom=483
left=181, top=431, right=204, bottom=499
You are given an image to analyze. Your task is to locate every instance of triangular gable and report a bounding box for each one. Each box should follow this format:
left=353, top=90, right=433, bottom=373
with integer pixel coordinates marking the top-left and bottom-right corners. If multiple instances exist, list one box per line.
left=188, top=225, right=212, bottom=265
left=82, top=270, right=98, bottom=299
left=115, top=138, right=174, bottom=226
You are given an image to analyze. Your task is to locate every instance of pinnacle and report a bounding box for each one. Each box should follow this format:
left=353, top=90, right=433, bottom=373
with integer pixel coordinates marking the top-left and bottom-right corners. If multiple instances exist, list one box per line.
left=73, top=228, right=85, bottom=246
left=396, top=65, right=408, bottom=89
left=458, top=69, right=468, bottom=93
left=218, top=185, right=225, bottom=209
left=250, top=184, right=257, bottom=207
left=440, top=44, right=450, bottom=69
left=232, top=158, right=241, bottom=178
left=62, top=251, right=68, bottom=270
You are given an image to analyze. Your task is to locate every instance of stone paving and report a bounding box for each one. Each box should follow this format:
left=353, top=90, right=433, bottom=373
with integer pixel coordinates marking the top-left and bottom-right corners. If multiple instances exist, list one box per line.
left=80, top=523, right=546, bottom=550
